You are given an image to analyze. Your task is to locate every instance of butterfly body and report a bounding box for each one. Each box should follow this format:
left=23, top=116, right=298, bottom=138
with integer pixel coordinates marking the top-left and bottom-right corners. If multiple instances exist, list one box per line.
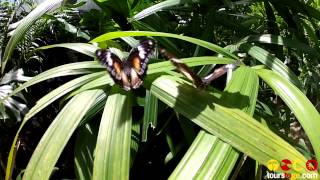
left=96, top=39, right=155, bottom=91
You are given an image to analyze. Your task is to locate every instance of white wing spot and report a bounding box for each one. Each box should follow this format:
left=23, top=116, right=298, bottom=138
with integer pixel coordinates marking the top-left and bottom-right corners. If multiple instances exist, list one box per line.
left=137, top=46, right=144, bottom=51
left=139, top=52, right=146, bottom=59
left=138, top=46, right=146, bottom=59
left=106, top=52, right=113, bottom=66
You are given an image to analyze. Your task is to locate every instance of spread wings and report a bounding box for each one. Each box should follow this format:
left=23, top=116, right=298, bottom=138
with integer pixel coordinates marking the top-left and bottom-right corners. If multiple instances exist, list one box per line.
left=95, top=39, right=156, bottom=91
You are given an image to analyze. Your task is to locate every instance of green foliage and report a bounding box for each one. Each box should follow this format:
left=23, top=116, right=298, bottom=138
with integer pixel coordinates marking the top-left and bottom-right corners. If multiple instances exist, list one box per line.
left=1, top=0, right=320, bottom=179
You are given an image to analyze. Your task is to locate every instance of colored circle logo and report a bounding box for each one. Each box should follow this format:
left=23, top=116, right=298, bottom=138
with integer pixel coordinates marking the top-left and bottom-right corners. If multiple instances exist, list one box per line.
left=267, top=159, right=280, bottom=171
left=292, top=159, right=303, bottom=172
left=280, top=159, right=292, bottom=171
left=306, top=159, right=318, bottom=171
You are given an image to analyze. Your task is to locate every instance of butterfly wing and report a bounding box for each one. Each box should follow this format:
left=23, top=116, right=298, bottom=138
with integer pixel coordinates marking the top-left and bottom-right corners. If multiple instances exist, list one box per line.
left=160, top=48, right=205, bottom=89
left=202, top=60, right=241, bottom=85
left=127, top=39, right=156, bottom=76
left=95, top=49, right=131, bottom=90
left=96, top=39, right=156, bottom=91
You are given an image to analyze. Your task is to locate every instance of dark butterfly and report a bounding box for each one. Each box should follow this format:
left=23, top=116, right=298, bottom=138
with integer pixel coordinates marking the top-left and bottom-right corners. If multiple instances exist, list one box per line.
left=160, top=48, right=240, bottom=89
left=160, top=48, right=205, bottom=89
left=95, top=39, right=156, bottom=91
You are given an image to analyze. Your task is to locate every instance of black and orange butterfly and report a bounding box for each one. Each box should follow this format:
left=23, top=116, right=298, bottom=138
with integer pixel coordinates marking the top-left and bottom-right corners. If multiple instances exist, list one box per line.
left=95, top=39, right=156, bottom=91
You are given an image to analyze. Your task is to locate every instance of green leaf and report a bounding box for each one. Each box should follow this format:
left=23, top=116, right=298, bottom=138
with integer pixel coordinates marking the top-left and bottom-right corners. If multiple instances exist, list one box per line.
left=148, top=75, right=316, bottom=176
left=130, top=120, right=140, bottom=166
left=23, top=89, right=105, bottom=179
left=9, top=61, right=102, bottom=97
left=63, top=74, right=112, bottom=100
left=170, top=67, right=259, bottom=179
left=256, top=68, right=320, bottom=162
left=142, top=90, right=158, bottom=142
left=4, top=65, right=103, bottom=180
left=90, top=31, right=238, bottom=59
left=238, top=34, right=320, bottom=56
left=56, top=18, right=90, bottom=40
left=93, top=87, right=132, bottom=180
left=131, top=0, right=182, bottom=21
left=220, top=66, right=259, bottom=116
left=131, top=20, right=183, bottom=55
left=169, top=131, right=220, bottom=179
left=2, top=0, right=64, bottom=73
left=240, top=43, right=303, bottom=90
left=74, top=122, right=99, bottom=180
left=24, top=72, right=105, bottom=120
left=148, top=57, right=235, bottom=74
left=79, top=92, right=108, bottom=126
left=38, top=43, right=98, bottom=57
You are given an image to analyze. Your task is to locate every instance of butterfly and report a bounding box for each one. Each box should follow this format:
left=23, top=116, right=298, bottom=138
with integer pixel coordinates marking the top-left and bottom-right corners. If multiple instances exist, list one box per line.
left=95, top=39, right=156, bottom=91
left=160, top=48, right=205, bottom=89
left=160, top=48, right=240, bottom=89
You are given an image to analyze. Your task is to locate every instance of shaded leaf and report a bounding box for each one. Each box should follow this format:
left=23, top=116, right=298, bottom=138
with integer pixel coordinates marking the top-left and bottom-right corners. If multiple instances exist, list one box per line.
left=2, top=0, right=64, bottom=73
left=93, top=87, right=132, bottom=179
left=23, top=89, right=105, bottom=179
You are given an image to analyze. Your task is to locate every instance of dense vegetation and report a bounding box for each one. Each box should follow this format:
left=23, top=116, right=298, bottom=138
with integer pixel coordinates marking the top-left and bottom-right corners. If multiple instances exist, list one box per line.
left=0, top=0, right=319, bottom=179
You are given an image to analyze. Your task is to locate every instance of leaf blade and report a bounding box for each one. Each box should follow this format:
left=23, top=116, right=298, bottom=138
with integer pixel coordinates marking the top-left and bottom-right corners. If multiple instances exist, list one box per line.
left=90, top=31, right=237, bottom=59
left=93, top=88, right=132, bottom=180
left=148, top=75, right=316, bottom=176
left=23, top=89, right=105, bottom=180
left=2, top=0, right=64, bottom=72
left=256, top=68, right=320, bottom=162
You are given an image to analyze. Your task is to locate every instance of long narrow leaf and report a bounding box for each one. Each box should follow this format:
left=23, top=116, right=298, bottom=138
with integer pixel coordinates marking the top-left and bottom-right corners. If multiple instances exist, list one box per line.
left=238, top=34, right=320, bottom=56
left=170, top=67, right=259, bottom=179
left=142, top=90, right=158, bottom=141
left=5, top=71, right=104, bottom=180
left=256, top=68, right=320, bottom=162
left=2, top=0, right=64, bottom=73
left=169, top=131, right=220, bottom=179
left=131, top=0, right=181, bottom=21
left=9, top=61, right=102, bottom=97
left=148, top=57, right=235, bottom=74
left=38, top=43, right=98, bottom=57
left=74, top=123, right=99, bottom=180
left=23, top=89, right=105, bottom=179
left=8, top=57, right=232, bottom=98
left=63, top=74, right=112, bottom=100
left=93, top=88, right=132, bottom=179
left=148, top=75, right=317, bottom=176
left=24, top=72, right=105, bottom=120
left=240, top=43, right=303, bottom=90
left=199, top=66, right=259, bottom=178
left=90, top=31, right=238, bottom=59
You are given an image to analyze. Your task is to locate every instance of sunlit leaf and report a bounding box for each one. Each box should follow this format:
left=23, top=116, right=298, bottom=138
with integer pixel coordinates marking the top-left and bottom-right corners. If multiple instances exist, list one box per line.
left=148, top=75, right=316, bottom=176
left=170, top=67, right=259, bottom=179
left=256, top=69, right=320, bottom=162
left=90, top=31, right=237, bottom=59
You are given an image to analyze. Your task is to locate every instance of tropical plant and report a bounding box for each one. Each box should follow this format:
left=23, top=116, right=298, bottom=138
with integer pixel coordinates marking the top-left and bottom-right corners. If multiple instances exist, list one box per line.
left=1, top=0, right=320, bottom=179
